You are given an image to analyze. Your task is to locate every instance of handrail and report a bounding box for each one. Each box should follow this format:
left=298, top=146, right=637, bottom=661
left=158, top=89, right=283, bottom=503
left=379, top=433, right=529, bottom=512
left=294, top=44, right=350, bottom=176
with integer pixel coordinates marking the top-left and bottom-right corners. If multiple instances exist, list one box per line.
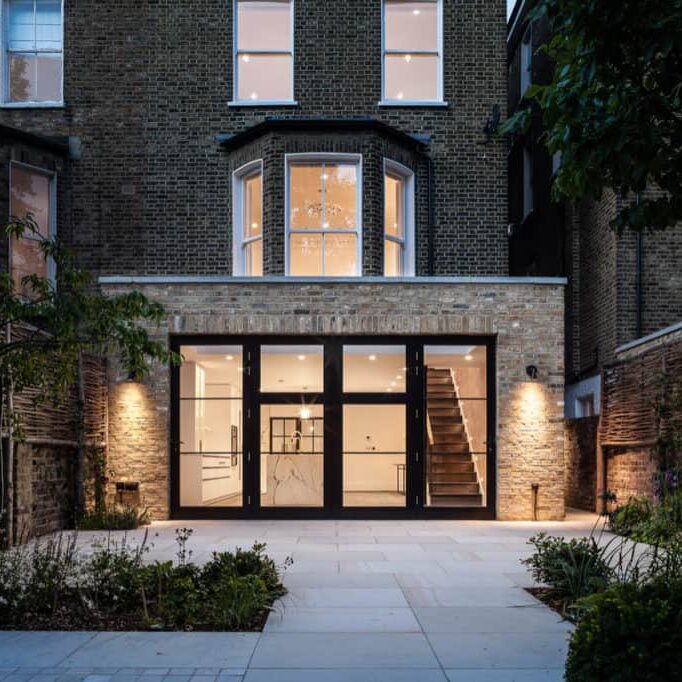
left=449, top=368, right=482, bottom=489
left=426, top=409, right=434, bottom=447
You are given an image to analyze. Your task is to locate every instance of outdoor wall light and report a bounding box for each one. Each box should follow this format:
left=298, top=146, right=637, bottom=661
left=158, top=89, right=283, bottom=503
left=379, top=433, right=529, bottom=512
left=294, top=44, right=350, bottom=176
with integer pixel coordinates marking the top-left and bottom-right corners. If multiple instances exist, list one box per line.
left=299, top=406, right=311, bottom=420
left=125, top=371, right=139, bottom=383
left=526, top=365, right=539, bottom=381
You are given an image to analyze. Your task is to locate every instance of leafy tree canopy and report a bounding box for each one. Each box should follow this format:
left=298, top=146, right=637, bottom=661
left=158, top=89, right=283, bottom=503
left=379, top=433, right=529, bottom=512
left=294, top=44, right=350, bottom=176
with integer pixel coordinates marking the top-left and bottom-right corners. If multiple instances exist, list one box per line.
left=1, top=215, right=180, bottom=412
left=503, top=0, right=682, bottom=232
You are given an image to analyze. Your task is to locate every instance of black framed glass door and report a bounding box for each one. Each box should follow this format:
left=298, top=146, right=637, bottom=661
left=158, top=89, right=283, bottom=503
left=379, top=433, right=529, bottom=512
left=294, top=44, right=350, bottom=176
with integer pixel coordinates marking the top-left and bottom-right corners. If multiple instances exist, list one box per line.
left=170, top=335, right=495, bottom=519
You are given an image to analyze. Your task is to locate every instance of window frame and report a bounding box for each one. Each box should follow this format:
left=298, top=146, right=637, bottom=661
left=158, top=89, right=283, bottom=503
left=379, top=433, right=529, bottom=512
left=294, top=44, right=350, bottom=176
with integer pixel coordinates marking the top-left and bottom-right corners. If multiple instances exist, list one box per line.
left=232, top=159, right=264, bottom=276
left=519, top=24, right=532, bottom=101
left=1, top=0, right=64, bottom=108
left=284, top=152, right=363, bottom=278
left=380, top=0, right=445, bottom=107
left=383, top=158, right=415, bottom=277
left=8, top=160, right=57, bottom=284
left=230, top=0, right=296, bottom=107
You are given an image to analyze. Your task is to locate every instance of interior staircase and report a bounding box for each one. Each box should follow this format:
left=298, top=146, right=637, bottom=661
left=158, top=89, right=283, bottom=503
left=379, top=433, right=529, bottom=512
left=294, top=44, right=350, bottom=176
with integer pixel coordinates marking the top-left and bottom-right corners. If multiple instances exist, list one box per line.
left=426, top=367, right=483, bottom=507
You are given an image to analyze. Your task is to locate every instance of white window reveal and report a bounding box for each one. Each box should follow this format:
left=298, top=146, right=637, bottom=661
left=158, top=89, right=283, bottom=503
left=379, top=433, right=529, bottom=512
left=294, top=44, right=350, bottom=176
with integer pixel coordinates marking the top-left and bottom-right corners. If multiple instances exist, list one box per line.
left=3, top=0, right=63, bottom=105
left=382, top=0, right=443, bottom=105
left=233, top=0, right=294, bottom=104
left=520, top=25, right=532, bottom=100
left=286, top=154, right=362, bottom=277
left=233, top=160, right=263, bottom=276
left=384, top=159, right=415, bottom=276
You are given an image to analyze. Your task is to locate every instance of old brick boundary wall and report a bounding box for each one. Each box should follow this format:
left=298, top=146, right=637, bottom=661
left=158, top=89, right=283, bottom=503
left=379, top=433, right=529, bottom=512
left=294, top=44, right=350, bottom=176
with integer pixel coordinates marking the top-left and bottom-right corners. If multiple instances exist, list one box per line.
left=599, top=322, right=682, bottom=510
left=564, top=416, right=598, bottom=511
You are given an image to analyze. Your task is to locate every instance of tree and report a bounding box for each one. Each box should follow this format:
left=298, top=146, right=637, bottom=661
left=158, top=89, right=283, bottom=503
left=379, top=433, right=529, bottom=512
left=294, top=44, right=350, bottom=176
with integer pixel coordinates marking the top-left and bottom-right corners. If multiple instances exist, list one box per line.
left=503, top=0, right=682, bottom=232
left=1, top=215, right=180, bottom=545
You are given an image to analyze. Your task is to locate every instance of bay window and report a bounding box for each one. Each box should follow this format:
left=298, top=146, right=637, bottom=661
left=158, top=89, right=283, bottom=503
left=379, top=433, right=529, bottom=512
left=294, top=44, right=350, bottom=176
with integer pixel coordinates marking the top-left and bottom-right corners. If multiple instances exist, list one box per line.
left=382, top=0, right=442, bottom=104
left=286, top=154, right=361, bottom=277
left=233, top=0, right=294, bottom=104
left=3, top=0, right=63, bottom=105
left=233, top=160, right=263, bottom=276
left=384, top=160, right=414, bottom=276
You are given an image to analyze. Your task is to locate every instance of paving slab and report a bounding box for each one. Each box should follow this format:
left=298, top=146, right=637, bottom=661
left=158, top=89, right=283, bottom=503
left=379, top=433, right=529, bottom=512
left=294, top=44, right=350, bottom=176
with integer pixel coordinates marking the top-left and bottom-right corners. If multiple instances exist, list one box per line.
left=0, top=633, right=96, bottom=667
left=264, top=607, right=420, bottom=633
left=58, top=634, right=258, bottom=671
left=244, top=670, right=447, bottom=681
left=445, top=669, right=564, bottom=681
left=250, top=633, right=438, bottom=668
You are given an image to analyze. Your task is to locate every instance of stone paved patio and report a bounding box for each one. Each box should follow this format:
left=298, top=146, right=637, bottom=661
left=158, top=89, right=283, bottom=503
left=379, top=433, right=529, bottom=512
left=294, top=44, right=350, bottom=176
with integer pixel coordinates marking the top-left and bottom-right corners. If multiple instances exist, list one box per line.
left=0, top=511, right=600, bottom=681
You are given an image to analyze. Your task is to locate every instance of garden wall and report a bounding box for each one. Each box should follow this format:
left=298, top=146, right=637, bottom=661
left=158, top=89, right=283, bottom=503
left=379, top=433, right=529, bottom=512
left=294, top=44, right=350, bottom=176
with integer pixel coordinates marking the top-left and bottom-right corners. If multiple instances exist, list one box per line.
left=598, top=322, right=682, bottom=510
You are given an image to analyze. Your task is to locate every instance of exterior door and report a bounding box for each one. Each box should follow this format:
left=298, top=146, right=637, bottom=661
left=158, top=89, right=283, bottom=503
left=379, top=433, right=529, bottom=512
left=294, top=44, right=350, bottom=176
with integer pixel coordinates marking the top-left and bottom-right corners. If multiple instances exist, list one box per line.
left=171, top=336, right=495, bottom=519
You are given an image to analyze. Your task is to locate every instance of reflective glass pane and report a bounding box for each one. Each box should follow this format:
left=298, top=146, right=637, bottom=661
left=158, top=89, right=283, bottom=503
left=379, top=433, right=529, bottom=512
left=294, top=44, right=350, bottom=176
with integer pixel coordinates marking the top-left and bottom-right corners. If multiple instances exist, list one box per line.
left=343, top=404, right=406, bottom=507
left=244, top=172, right=262, bottom=238
left=290, top=233, right=322, bottom=276
left=324, top=234, right=357, bottom=276
left=261, top=403, right=324, bottom=507
left=237, top=0, right=291, bottom=51
left=9, top=54, right=35, bottom=102
left=384, top=54, right=439, bottom=101
left=179, top=346, right=243, bottom=508
left=35, top=0, right=62, bottom=49
left=8, top=0, right=34, bottom=50
left=424, top=346, right=487, bottom=508
left=325, top=164, right=357, bottom=229
left=10, top=237, right=47, bottom=294
left=179, top=345, right=243, bottom=398
left=35, top=55, right=61, bottom=101
left=237, top=53, right=292, bottom=101
left=290, top=165, right=323, bottom=229
left=384, top=173, right=405, bottom=238
left=10, top=165, right=51, bottom=236
left=384, top=239, right=403, bottom=277
left=343, top=345, right=406, bottom=393
left=261, top=345, right=324, bottom=393
left=244, top=239, right=262, bottom=276
left=385, top=0, right=438, bottom=50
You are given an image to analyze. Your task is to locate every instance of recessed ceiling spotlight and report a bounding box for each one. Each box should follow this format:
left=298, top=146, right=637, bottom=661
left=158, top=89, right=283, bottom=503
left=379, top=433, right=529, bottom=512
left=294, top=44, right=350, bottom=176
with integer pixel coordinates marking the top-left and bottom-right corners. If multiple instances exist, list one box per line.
left=396, top=375, right=403, bottom=380
left=298, top=355, right=306, bottom=361
left=242, top=54, right=250, bottom=62
left=386, top=387, right=393, bottom=392
left=396, top=92, right=404, bottom=100
left=225, top=355, right=234, bottom=361
left=413, top=8, right=421, bottom=15
left=404, top=54, right=412, bottom=63
left=368, top=354, right=377, bottom=361
left=250, top=92, right=258, bottom=100
left=299, top=407, right=311, bottom=420
left=390, top=381, right=397, bottom=387
left=465, top=355, right=473, bottom=361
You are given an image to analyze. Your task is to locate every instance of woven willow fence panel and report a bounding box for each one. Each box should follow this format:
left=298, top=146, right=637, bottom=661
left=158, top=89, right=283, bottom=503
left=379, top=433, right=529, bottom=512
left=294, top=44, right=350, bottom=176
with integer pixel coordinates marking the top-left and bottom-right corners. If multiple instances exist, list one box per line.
left=600, top=338, right=682, bottom=447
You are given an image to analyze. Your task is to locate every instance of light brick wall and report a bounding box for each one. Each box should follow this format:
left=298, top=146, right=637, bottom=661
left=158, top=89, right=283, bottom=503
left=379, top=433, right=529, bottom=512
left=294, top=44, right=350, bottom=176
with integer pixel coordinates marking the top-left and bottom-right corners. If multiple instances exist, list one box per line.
left=102, top=279, right=565, bottom=521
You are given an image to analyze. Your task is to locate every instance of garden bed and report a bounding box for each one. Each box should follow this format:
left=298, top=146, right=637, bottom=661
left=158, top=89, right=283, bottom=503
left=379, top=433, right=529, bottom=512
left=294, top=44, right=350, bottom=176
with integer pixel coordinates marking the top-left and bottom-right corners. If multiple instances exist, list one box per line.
left=0, top=529, right=290, bottom=632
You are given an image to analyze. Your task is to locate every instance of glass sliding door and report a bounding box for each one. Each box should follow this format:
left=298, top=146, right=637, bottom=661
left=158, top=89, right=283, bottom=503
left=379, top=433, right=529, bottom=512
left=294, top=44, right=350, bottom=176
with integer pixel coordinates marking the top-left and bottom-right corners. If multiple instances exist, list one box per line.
left=179, top=345, right=243, bottom=507
left=424, top=345, right=488, bottom=508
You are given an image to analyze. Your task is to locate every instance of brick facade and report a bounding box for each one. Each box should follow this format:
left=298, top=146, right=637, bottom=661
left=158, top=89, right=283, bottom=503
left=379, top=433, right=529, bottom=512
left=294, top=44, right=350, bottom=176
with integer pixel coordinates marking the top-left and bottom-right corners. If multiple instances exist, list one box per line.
left=102, top=279, right=566, bottom=521
left=0, top=0, right=509, bottom=278
left=564, top=416, right=598, bottom=511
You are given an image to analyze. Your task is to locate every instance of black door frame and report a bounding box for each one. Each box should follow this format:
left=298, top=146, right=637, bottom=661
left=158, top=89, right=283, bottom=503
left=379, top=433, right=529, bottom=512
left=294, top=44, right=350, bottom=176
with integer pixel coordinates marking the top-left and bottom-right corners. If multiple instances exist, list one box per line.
left=170, top=334, right=497, bottom=520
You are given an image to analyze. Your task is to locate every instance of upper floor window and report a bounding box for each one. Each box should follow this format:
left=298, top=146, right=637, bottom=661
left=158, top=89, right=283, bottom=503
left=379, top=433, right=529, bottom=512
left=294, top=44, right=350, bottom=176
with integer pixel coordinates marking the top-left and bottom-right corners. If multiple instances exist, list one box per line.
left=286, top=154, right=361, bottom=277
left=233, top=0, right=294, bottom=104
left=9, top=162, right=55, bottom=295
left=3, top=0, right=63, bottom=105
left=519, top=25, right=532, bottom=100
left=382, top=0, right=442, bottom=104
left=233, top=160, right=263, bottom=276
left=384, top=160, right=414, bottom=276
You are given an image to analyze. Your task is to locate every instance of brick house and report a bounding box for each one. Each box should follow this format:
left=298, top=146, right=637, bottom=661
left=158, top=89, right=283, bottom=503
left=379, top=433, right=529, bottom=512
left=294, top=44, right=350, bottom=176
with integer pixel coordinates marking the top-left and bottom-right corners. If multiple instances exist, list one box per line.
left=508, top=0, right=682, bottom=510
left=1, top=0, right=566, bottom=525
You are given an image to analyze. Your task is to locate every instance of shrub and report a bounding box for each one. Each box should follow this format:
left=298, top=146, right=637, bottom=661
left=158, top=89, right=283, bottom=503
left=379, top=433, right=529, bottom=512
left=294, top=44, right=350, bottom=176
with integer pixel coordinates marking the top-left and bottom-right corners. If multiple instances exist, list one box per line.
left=77, top=505, right=150, bottom=531
left=522, top=533, right=611, bottom=615
left=565, top=579, right=682, bottom=682
left=607, top=497, right=651, bottom=537
left=0, top=530, right=290, bottom=631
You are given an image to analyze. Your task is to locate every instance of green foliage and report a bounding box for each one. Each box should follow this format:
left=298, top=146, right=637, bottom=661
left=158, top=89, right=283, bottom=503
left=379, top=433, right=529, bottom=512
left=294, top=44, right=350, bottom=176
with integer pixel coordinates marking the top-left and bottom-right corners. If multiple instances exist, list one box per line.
left=0, top=214, right=181, bottom=413
left=0, top=529, right=290, bottom=631
left=502, top=0, right=682, bottom=233
left=565, top=579, right=682, bottom=682
left=522, top=532, right=612, bottom=615
left=77, top=505, right=150, bottom=531
left=607, top=497, right=652, bottom=537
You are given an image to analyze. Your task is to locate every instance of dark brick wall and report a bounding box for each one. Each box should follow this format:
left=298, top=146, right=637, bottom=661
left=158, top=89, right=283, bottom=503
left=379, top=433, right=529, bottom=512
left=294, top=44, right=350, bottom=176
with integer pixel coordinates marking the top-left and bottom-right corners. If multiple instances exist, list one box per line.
left=564, top=416, right=598, bottom=511
left=13, top=442, right=76, bottom=539
left=605, top=447, right=657, bottom=509
left=0, top=0, right=508, bottom=277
